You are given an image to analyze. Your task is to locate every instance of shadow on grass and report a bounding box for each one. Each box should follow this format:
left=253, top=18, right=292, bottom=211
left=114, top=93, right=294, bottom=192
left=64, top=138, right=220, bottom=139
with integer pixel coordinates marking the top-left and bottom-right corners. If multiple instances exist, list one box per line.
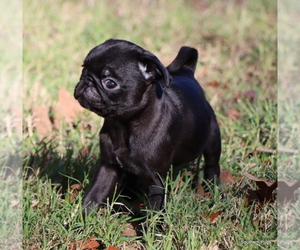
left=22, top=134, right=207, bottom=221
left=23, top=138, right=100, bottom=192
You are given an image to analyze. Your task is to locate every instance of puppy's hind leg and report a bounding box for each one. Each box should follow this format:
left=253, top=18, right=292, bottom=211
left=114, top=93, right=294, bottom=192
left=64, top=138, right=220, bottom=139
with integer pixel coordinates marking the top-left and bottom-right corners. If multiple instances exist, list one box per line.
left=202, top=120, right=221, bottom=189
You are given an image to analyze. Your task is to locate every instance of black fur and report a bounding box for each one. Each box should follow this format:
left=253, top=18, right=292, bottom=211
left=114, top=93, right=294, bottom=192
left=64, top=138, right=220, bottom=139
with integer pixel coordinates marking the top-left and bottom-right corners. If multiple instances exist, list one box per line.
left=74, top=39, right=221, bottom=213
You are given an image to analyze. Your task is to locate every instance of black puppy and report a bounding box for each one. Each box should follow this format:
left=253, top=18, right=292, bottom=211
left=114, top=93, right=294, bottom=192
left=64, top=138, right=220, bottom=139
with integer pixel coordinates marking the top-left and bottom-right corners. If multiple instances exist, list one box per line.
left=74, top=39, right=221, bottom=213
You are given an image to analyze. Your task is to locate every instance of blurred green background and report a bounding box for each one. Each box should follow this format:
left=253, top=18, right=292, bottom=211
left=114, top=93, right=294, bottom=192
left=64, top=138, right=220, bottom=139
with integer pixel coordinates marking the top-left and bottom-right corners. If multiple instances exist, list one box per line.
left=23, top=0, right=276, bottom=109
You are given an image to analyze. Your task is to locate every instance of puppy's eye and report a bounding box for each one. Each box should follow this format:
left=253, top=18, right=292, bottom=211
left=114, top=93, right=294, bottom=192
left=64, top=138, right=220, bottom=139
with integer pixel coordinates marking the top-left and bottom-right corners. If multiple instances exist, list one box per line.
left=103, top=79, right=118, bottom=89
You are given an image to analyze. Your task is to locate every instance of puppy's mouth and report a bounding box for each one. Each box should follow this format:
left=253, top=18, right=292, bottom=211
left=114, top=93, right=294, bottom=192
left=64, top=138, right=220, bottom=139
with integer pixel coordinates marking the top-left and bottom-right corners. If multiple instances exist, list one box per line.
left=74, top=83, right=116, bottom=117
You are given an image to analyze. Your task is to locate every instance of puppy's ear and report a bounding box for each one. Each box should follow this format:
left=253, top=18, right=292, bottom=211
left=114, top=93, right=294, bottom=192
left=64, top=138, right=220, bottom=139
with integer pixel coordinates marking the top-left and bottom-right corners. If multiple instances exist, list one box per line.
left=139, top=52, right=172, bottom=88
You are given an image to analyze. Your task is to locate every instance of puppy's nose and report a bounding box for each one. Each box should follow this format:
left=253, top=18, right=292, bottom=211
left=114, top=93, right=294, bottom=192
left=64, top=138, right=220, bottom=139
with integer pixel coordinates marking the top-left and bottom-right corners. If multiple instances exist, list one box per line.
left=74, top=80, right=93, bottom=99
left=74, top=83, right=85, bottom=99
left=74, top=88, right=80, bottom=100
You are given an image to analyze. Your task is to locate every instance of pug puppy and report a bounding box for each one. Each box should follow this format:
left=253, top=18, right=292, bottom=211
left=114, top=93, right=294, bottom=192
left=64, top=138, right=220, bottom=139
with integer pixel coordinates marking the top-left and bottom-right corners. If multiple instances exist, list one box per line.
left=74, top=39, right=221, bottom=213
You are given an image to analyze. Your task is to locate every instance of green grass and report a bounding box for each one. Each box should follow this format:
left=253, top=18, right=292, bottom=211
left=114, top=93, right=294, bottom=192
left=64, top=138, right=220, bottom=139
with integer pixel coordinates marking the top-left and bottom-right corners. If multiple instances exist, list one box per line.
left=21, top=0, right=279, bottom=249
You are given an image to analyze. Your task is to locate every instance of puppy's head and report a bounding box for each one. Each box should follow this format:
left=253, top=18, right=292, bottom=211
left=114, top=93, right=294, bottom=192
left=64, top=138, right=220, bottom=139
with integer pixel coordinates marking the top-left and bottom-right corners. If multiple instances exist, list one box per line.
left=74, top=39, right=172, bottom=119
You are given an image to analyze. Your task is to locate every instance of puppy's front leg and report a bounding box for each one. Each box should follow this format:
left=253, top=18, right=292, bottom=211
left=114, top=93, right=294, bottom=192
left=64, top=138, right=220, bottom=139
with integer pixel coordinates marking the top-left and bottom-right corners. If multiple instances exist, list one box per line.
left=83, top=164, right=121, bottom=214
left=148, top=174, right=165, bottom=211
left=114, top=149, right=166, bottom=211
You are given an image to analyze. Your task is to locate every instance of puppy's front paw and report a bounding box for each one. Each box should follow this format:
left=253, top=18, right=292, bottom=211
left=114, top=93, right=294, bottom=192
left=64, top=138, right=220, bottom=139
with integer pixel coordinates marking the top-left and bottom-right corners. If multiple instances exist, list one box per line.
left=82, top=198, right=100, bottom=215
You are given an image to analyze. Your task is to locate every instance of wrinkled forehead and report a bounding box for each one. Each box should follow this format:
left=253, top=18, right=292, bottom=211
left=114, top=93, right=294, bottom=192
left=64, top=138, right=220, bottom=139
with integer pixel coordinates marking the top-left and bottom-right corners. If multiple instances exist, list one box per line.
left=83, top=53, right=139, bottom=77
left=84, top=42, right=143, bottom=67
left=82, top=45, right=145, bottom=80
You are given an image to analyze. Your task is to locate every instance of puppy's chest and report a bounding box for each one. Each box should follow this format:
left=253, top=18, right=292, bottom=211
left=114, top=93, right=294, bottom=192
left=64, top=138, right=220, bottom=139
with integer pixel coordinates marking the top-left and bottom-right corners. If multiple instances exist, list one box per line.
left=112, top=134, right=151, bottom=168
left=102, top=122, right=156, bottom=170
left=113, top=134, right=146, bottom=158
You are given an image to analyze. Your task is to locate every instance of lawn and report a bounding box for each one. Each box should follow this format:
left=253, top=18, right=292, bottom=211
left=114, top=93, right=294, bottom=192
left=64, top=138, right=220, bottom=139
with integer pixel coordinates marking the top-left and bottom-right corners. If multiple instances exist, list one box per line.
left=20, top=0, right=281, bottom=249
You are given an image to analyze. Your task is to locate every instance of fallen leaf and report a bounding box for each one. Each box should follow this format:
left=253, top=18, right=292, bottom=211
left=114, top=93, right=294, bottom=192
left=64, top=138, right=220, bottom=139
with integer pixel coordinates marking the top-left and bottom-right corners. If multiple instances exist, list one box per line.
left=121, top=224, right=137, bottom=236
left=208, top=79, right=219, bottom=88
left=70, top=183, right=83, bottom=191
left=202, top=211, right=223, bottom=224
left=67, top=183, right=83, bottom=203
left=196, top=182, right=211, bottom=198
left=226, top=108, right=241, bottom=120
left=252, top=219, right=259, bottom=227
left=264, top=158, right=271, bottom=165
left=54, top=86, right=83, bottom=128
left=244, top=173, right=277, bottom=204
left=105, top=246, right=122, bottom=250
left=244, top=189, right=261, bottom=207
left=244, top=90, right=256, bottom=102
left=68, top=236, right=100, bottom=250
left=220, top=169, right=236, bottom=184
left=32, top=105, right=53, bottom=139
left=277, top=180, right=300, bottom=204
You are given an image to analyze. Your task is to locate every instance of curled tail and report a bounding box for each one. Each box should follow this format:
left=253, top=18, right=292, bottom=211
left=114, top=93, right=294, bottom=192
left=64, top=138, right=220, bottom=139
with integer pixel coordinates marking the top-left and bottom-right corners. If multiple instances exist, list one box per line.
left=166, top=46, right=198, bottom=74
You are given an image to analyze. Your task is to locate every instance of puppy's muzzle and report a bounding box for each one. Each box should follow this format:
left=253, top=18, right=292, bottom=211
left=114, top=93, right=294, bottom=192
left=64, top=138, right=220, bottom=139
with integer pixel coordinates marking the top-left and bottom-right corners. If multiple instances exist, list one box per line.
left=74, top=80, right=92, bottom=100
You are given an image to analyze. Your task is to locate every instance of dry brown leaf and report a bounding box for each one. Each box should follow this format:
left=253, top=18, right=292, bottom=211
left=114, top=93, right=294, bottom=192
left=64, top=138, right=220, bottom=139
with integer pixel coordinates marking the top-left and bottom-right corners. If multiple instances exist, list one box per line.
left=252, top=219, right=259, bottom=227
left=208, top=79, right=219, bottom=88
left=226, top=108, right=241, bottom=120
left=54, top=86, right=83, bottom=128
left=244, top=90, right=256, bottom=102
left=32, top=105, right=53, bottom=139
left=244, top=173, right=277, bottom=205
left=70, top=183, right=83, bottom=191
left=244, top=189, right=261, bottom=207
left=277, top=180, right=300, bottom=204
left=121, top=223, right=137, bottom=236
left=220, top=169, right=236, bottom=184
left=68, top=236, right=100, bottom=250
left=105, top=246, right=122, bottom=250
left=202, top=211, right=223, bottom=224
left=67, top=183, right=83, bottom=203
left=196, top=182, right=211, bottom=198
